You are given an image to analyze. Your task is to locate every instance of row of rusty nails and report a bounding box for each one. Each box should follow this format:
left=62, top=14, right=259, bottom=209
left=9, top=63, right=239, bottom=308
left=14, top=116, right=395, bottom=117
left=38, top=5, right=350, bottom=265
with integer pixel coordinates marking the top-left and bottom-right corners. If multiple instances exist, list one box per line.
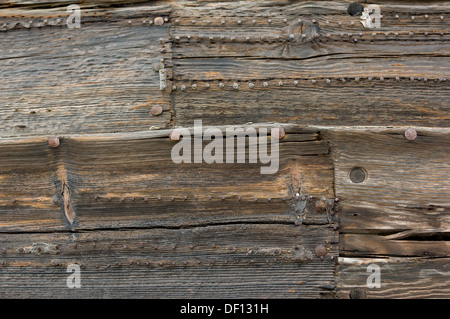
left=170, top=15, right=445, bottom=25
left=173, top=77, right=447, bottom=91
left=4, top=244, right=321, bottom=254
left=1, top=13, right=445, bottom=31
left=93, top=195, right=289, bottom=202
left=172, top=32, right=446, bottom=43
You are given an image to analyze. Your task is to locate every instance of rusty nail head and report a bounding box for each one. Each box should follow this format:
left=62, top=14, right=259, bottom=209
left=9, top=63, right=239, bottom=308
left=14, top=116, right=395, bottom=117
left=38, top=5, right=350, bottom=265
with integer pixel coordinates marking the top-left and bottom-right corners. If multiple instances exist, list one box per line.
left=404, top=128, right=417, bottom=141
left=315, top=200, right=327, bottom=212
left=48, top=137, right=60, bottom=148
left=315, top=244, right=327, bottom=257
left=150, top=105, right=163, bottom=116
left=154, top=17, right=164, bottom=26
left=271, top=127, right=285, bottom=140
left=169, top=130, right=181, bottom=141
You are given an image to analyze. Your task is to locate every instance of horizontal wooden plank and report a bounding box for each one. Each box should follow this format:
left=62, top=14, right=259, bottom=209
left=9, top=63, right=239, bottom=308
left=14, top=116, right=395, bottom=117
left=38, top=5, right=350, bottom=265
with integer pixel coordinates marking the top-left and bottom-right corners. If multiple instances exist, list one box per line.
left=327, top=128, right=450, bottom=209
left=174, top=83, right=450, bottom=127
left=0, top=20, right=171, bottom=138
left=0, top=128, right=335, bottom=232
left=340, top=234, right=450, bottom=257
left=336, top=257, right=450, bottom=298
left=0, top=224, right=338, bottom=298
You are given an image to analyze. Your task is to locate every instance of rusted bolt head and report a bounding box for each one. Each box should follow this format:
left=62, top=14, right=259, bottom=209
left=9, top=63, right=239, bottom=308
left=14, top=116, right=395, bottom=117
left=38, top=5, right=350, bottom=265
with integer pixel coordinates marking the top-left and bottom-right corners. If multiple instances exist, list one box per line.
left=349, top=287, right=367, bottom=299
left=48, top=137, right=60, bottom=148
left=169, top=130, right=181, bottom=141
left=349, top=167, right=366, bottom=183
left=315, top=200, right=327, bottom=213
left=150, top=105, right=163, bottom=116
left=315, top=244, right=327, bottom=257
left=154, top=17, right=164, bottom=26
left=347, top=3, right=364, bottom=16
left=404, top=128, right=417, bottom=141
left=271, top=127, right=285, bottom=140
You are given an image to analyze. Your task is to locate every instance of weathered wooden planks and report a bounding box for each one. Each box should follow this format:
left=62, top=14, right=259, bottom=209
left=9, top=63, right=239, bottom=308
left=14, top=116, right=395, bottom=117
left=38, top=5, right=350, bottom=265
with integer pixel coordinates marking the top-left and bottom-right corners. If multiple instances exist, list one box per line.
left=170, top=1, right=450, bottom=127
left=336, top=257, right=450, bottom=299
left=0, top=224, right=338, bottom=298
left=0, top=12, right=171, bottom=137
left=0, top=127, right=335, bottom=232
left=0, top=0, right=449, bottom=299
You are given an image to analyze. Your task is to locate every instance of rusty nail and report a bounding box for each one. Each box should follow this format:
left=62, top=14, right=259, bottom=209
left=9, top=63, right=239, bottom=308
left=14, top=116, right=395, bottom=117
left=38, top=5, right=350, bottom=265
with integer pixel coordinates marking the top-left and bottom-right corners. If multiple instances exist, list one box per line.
left=154, top=17, right=164, bottom=26
left=150, top=105, right=163, bottom=116
left=315, top=200, right=327, bottom=212
left=404, top=128, right=417, bottom=141
left=315, top=244, right=327, bottom=257
left=189, top=245, right=194, bottom=250
left=169, top=130, right=181, bottom=141
left=271, top=126, right=285, bottom=140
left=48, top=137, right=60, bottom=148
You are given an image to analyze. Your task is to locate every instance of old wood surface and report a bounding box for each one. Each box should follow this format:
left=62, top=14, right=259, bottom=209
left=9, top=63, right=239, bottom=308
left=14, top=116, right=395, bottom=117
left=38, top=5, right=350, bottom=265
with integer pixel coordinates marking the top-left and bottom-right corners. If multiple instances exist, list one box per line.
left=0, top=0, right=449, bottom=298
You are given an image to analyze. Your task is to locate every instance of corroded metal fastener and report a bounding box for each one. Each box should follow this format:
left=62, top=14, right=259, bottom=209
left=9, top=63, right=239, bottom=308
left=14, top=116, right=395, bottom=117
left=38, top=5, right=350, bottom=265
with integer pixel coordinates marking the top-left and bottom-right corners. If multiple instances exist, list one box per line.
left=349, top=167, right=366, bottom=183
left=169, top=130, right=181, bottom=141
left=48, top=137, right=60, bottom=148
left=347, top=3, right=364, bottom=16
left=154, top=17, right=164, bottom=26
left=271, top=127, right=285, bottom=140
left=315, top=200, right=327, bottom=213
left=150, top=105, right=163, bottom=116
left=315, top=244, right=327, bottom=257
left=404, top=128, right=417, bottom=141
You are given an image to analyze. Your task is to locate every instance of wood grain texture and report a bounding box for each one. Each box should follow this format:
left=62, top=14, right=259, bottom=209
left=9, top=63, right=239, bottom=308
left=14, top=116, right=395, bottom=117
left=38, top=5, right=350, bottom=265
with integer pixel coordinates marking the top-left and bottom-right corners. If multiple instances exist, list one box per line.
left=0, top=15, right=171, bottom=137
left=171, top=1, right=450, bottom=127
left=0, top=0, right=449, bottom=299
left=0, top=128, right=335, bottom=232
left=336, top=257, right=450, bottom=299
left=0, top=224, right=338, bottom=298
